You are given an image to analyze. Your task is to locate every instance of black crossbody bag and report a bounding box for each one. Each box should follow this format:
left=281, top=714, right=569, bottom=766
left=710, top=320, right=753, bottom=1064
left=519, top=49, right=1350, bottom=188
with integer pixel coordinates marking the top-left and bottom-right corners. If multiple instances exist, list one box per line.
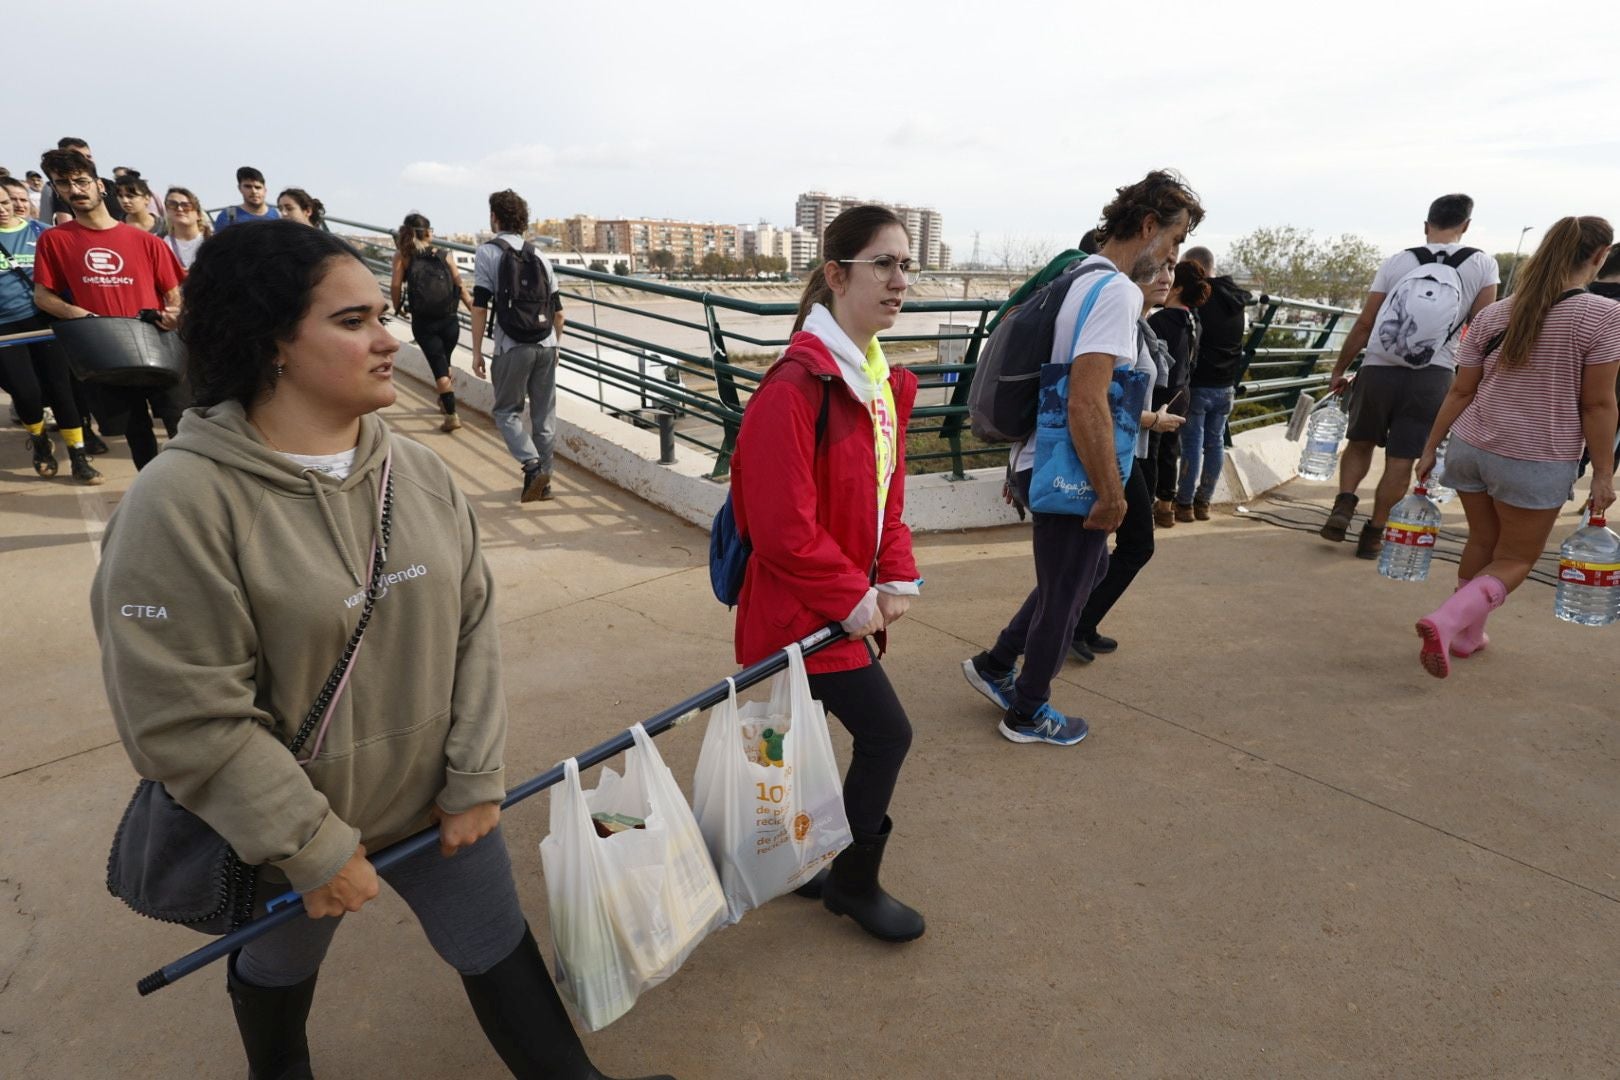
left=106, top=455, right=395, bottom=934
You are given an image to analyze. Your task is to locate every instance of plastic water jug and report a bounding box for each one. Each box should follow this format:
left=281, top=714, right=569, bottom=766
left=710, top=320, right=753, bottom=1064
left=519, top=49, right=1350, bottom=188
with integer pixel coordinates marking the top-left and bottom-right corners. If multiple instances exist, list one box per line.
left=1297, top=395, right=1347, bottom=482
left=1426, top=437, right=1456, bottom=504
left=1378, top=483, right=1441, bottom=581
left=1555, top=506, right=1620, bottom=626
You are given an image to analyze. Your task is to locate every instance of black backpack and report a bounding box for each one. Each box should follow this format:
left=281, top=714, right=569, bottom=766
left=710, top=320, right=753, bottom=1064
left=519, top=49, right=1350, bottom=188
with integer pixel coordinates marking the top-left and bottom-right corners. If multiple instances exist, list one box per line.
left=405, top=250, right=459, bottom=320
left=968, top=260, right=1114, bottom=442
left=492, top=238, right=554, bottom=344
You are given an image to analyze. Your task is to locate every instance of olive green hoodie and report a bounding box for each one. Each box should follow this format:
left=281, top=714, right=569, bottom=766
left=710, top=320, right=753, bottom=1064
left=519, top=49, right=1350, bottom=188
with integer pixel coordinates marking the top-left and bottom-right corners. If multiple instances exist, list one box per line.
left=91, top=402, right=506, bottom=894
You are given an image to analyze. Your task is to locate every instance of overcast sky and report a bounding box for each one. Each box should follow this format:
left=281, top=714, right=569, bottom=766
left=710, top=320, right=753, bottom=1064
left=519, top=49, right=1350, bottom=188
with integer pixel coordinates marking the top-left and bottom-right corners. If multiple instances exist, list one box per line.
left=18, top=1, right=1619, bottom=266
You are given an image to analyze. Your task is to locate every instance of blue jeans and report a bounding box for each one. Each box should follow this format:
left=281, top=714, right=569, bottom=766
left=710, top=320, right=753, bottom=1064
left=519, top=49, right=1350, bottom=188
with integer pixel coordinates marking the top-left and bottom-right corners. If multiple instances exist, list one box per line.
left=1177, top=386, right=1234, bottom=505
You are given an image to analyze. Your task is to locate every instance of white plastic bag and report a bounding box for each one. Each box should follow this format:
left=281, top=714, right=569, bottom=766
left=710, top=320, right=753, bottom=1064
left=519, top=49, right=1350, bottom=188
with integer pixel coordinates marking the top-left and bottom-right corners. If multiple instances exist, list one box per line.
left=538, top=722, right=725, bottom=1031
left=692, top=642, right=853, bottom=925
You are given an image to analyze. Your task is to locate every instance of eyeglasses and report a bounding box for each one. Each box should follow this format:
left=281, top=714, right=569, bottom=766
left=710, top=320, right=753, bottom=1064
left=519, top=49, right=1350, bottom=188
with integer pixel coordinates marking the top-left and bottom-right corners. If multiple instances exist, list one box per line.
left=164, top=201, right=194, bottom=211
left=54, top=176, right=98, bottom=191
left=839, top=255, right=921, bottom=286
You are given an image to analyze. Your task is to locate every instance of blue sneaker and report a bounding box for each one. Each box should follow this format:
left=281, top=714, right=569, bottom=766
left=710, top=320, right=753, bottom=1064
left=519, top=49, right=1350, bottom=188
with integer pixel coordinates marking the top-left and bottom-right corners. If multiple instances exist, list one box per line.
left=999, top=703, right=1089, bottom=746
left=961, top=655, right=1017, bottom=711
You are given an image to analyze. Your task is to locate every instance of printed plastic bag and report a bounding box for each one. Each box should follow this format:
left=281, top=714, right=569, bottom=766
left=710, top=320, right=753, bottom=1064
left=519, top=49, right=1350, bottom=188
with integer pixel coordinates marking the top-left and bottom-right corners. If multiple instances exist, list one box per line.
left=539, top=723, right=725, bottom=1031
left=692, top=642, right=853, bottom=925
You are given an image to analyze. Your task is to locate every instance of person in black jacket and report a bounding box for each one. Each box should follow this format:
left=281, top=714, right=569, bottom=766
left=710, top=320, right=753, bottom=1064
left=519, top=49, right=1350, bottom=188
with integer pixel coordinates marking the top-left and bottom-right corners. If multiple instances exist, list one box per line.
left=1146, top=259, right=1210, bottom=526
left=1174, top=247, right=1252, bottom=520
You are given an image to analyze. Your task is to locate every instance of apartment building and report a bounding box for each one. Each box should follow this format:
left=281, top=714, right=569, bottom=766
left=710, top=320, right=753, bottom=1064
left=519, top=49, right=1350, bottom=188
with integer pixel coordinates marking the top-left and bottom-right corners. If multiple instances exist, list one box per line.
left=794, top=192, right=946, bottom=270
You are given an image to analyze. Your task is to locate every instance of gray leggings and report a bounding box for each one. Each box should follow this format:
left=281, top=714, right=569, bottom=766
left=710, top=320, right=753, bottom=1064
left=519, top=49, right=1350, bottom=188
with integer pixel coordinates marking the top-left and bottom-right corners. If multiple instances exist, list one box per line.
left=236, top=825, right=527, bottom=988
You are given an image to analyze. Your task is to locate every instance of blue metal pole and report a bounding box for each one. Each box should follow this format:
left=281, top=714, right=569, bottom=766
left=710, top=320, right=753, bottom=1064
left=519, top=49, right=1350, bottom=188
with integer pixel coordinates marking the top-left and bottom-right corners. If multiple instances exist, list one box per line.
left=136, top=623, right=846, bottom=995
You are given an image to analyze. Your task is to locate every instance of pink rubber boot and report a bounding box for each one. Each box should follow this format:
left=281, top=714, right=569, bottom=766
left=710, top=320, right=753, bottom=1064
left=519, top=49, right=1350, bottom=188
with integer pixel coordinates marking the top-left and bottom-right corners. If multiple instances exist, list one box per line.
left=1416, top=575, right=1506, bottom=678
left=1449, top=578, right=1492, bottom=658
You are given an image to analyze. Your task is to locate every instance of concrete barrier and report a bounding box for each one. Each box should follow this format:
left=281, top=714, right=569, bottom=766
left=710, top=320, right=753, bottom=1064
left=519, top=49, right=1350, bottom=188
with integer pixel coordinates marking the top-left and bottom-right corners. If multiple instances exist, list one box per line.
left=387, top=324, right=1302, bottom=531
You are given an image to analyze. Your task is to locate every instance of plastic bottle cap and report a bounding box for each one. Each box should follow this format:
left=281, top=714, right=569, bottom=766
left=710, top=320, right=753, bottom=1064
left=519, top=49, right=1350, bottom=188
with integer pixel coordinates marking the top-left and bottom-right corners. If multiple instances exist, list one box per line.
left=1413, top=483, right=1428, bottom=496
left=1592, top=510, right=1607, bottom=528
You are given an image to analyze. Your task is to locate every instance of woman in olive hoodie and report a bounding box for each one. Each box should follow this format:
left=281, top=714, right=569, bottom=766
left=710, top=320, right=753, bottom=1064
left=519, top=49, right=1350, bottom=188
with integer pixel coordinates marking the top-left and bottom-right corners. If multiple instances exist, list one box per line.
left=90, top=221, right=671, bottom=1080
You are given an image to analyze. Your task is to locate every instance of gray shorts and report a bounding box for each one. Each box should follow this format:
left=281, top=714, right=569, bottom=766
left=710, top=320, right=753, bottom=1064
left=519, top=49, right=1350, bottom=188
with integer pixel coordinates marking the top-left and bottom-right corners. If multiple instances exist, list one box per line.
left=1346, top=365, right=1453, bottom=458
left=1440, top=437, right=1578, bottom=511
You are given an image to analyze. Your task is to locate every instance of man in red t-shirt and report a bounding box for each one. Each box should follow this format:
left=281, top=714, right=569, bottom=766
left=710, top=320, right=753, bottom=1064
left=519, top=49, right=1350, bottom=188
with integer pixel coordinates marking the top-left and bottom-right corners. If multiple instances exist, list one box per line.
left=34, top=148, right=185, bottom=470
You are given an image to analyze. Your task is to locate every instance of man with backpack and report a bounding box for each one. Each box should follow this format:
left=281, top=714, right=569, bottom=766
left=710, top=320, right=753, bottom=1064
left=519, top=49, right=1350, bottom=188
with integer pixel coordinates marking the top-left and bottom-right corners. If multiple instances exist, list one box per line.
left=962, top=170, right=1203, bottom=747
left=470, top=188, right=566, bottom=502
left=212, top=167, right=279, bottom=231
left=1322, top=194, right=1499, bottom=558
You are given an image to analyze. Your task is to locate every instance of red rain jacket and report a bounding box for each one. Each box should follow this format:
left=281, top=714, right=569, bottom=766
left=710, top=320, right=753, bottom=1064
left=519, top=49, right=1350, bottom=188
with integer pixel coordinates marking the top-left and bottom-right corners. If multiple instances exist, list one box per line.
left=731, top=331, right=920, bottom=674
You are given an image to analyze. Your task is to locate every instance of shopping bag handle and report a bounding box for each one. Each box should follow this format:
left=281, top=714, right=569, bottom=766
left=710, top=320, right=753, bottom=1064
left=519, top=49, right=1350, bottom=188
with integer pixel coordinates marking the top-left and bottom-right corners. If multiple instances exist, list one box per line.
left=135, top=623, right=848, bottom=996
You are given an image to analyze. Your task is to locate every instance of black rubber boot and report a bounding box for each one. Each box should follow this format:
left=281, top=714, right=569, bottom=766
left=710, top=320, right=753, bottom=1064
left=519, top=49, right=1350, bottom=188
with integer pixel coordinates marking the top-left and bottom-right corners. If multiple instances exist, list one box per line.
left=460, top=924, right=675, bottom=1080
left=822, top=817, right=925, bottom=943
left=225, top=953, right=317, bottom=1080
left=30, top=432, right=57, bottom=477
left=793, top=866, right=830, bottom=898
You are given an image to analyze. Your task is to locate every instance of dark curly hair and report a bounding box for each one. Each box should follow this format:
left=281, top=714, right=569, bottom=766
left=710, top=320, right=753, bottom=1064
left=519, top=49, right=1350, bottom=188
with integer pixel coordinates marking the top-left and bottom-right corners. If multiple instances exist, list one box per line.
left=181, top=219, right=363, bottom=408
left=1172, top=258, right=1212, bottom=308
left=1095, top=169, right=1204, bottom=245
left=488, top=189, right=529, bottom=234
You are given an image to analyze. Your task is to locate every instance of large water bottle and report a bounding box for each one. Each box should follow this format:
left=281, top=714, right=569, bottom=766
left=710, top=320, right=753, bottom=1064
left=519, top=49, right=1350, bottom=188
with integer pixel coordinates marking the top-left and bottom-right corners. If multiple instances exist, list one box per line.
left=1378, top=483, right=1442, bottom=581
left=1297, top=395, right=1347, bottom=482
left=1426, top=436, right=1456, bottom=504
left=1555, top=505, right=1620, bottom=626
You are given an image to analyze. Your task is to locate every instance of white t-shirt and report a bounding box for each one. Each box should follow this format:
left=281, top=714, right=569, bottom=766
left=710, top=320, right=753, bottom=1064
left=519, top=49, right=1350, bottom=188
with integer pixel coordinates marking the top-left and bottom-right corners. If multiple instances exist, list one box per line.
left=1012, top=255, right=1144, bottom=472
left=279, top=448, right=357, bottom=481
left=1361, top=243, right=1500, bottom=371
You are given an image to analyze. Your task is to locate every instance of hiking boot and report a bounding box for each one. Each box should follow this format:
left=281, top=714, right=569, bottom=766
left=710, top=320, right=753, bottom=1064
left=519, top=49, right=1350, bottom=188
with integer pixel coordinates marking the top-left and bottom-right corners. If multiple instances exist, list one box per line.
left=440, top=413, right=462, bottom=433
left=69, top=447, right=103, bottom=486
left=1194, top=500, right=1211, bottom=521
left=82, top=430, right=110, bottom=455
left=999, top=702, right=1089, bottom=746
left=1356, top=521, right=1383, bottom=560
left=961, top=654, right=1017, bottom=711
left=1320, top=492, right=1358, bottom=541
left=1068, top=637, right=1095, bottom=664
left=1174, top=502, right=1195, bottom=523
left=1153, top=499, right=1175, bottom=528
left=30, top=433, right=58, bottom=478
left=520, top=464, right=549, bottom=503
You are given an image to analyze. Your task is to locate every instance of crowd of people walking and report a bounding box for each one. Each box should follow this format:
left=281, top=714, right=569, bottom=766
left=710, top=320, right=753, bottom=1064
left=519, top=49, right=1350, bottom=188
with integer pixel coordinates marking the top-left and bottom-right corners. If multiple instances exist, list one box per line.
left=6, top=133, right=1617, bottom=1079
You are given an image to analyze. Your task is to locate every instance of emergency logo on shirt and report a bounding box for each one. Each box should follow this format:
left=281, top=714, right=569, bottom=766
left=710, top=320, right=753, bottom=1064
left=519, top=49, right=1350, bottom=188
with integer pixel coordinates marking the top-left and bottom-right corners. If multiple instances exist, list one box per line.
left=85, top=248, right=124, bottom=275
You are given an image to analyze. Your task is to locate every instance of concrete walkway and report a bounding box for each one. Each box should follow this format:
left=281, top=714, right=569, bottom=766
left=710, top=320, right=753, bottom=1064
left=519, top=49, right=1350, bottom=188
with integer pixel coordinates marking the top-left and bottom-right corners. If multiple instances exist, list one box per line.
left=2, top=377, right=1616, bottom=1079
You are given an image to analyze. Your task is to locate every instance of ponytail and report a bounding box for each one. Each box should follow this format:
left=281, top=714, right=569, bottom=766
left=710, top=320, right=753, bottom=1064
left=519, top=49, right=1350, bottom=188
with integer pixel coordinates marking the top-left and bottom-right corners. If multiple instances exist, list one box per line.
left=793, top=264, right=835, bottom=333
left=1497, top=216, right=1613, bottom=369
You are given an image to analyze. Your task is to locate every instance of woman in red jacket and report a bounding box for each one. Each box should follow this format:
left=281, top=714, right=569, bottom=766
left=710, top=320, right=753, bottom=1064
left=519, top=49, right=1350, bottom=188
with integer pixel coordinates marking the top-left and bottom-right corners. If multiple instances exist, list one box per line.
left=730, top=205, right=925, bottom=943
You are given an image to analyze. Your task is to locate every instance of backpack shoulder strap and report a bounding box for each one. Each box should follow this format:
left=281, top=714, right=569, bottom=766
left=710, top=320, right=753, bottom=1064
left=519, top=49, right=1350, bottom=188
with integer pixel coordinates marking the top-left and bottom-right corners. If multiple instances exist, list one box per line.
left=1408, top=246, right=1436, bottom=266
left=1442, top=246, right=1480, bottom=267
left=815, top=377, right=831, bottom=449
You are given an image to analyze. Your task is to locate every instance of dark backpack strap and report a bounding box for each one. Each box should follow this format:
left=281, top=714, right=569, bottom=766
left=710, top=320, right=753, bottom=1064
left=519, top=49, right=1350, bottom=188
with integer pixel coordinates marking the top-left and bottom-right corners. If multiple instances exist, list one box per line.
left=1440, top=246, right=1480, bottom=268
left=815, top=377, right=831, bottom=448
left=1408, top=246, right=1437, bottom=265
left=1481, top=289, right=1586, bottom=358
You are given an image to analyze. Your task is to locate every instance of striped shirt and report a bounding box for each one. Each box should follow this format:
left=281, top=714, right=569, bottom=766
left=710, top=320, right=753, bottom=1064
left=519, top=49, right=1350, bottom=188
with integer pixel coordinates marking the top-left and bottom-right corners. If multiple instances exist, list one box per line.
left=1451, top=292, right=1620, bottom=461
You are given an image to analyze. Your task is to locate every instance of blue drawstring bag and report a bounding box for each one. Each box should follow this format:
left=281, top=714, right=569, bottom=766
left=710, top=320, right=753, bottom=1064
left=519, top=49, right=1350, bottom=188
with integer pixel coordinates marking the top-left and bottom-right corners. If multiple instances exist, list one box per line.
left=709, top=495, right=750, bottom=606
left=1029, top=271, right=1150, bottom=516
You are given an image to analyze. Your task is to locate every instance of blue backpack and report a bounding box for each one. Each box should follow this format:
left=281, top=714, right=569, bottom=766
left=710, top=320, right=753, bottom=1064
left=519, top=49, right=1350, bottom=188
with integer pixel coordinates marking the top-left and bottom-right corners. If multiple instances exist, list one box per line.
left=710, top=379, right=831, bottom=606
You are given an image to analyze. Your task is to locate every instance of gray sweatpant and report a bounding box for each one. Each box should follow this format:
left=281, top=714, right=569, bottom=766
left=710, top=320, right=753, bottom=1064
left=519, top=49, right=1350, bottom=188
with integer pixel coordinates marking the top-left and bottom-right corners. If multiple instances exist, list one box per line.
left=235, top=825, right=527, bottom=987
left=491, top=344, right=559, bottom=475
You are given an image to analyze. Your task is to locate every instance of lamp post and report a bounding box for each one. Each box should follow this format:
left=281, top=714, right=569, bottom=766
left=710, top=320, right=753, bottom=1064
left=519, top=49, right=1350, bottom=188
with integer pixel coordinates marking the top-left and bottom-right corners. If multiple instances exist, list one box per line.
left=1505, top=226, right=1533, bottom=296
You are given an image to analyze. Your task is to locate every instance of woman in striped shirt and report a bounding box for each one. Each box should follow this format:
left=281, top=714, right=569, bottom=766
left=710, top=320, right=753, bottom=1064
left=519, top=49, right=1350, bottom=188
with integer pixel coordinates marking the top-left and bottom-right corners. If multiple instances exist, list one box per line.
left=1410, top=216, right=1619, bottom=678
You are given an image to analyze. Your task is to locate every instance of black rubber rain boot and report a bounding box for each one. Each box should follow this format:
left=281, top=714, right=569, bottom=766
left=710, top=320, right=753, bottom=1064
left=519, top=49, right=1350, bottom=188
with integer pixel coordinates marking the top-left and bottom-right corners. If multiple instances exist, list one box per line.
left=822, top=817, right=925, bottom=943
left=460, top=924, right=675, bottom=1080
left=793, top=867, right=830, bottom=898
left=225, top=953, right=317, bottom=1080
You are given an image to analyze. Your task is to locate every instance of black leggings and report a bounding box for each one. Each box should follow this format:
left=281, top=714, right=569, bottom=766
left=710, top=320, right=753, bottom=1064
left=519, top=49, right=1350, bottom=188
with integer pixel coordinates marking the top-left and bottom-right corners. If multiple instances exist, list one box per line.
left=412, top=314, right=461, bottom=381
left=806, top=660, right=913, bottom=836
left=1076, top=456, right=1154, bottom=636
left=0, top=316, right=82, bottom=429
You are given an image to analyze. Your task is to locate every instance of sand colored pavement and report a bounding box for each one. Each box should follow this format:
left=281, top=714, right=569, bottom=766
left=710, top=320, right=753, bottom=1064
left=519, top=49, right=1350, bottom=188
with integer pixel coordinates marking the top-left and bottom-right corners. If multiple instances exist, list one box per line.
left=2, top=376, right=1616, bottom=1079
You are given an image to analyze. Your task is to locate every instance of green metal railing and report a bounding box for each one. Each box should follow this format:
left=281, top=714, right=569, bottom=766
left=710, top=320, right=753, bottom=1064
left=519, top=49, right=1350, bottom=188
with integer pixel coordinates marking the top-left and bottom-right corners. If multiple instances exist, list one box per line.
left=332, top=216, right=1361, bottom=477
